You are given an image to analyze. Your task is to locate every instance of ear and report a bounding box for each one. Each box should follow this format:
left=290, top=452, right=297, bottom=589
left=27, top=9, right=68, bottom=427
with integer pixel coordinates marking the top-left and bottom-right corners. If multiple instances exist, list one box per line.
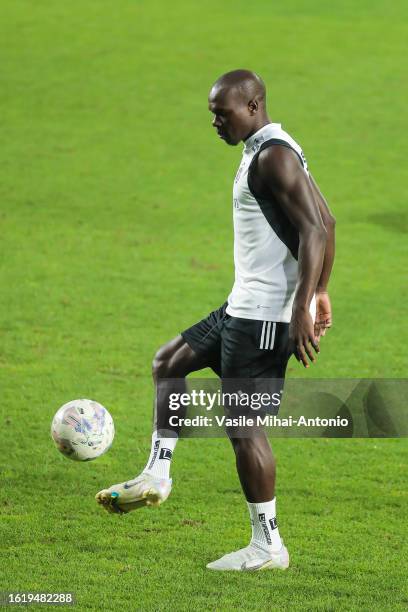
left=248, top=99, right=258, bottom=114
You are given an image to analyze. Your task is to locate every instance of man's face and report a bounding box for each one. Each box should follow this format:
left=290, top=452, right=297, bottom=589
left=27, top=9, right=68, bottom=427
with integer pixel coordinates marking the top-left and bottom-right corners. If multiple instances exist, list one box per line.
left=208, top=87, right=253, bottom=146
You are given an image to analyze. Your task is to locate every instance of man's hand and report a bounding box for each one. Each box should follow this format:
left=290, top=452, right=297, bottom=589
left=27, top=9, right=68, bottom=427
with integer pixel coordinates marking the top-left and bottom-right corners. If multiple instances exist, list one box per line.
left=314, top=290, right=332, bottom=339
left=290, top=307, right=320, bottom=368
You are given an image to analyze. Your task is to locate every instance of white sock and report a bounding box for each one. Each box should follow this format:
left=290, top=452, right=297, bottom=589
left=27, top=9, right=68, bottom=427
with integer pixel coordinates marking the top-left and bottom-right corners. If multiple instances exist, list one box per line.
left=142, top=431, right=178, bottom=480
left=247, top=497, right=283, bottom=553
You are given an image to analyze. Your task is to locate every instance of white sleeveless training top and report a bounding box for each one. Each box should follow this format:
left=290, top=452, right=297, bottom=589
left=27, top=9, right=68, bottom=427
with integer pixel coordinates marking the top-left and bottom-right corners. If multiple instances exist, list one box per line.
left=226, top=122, right=316, bottom=323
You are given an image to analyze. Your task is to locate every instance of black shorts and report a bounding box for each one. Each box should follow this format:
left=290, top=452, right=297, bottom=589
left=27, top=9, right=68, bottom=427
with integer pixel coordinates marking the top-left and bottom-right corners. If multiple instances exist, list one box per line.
left=181, top=302, right=293, bottom=379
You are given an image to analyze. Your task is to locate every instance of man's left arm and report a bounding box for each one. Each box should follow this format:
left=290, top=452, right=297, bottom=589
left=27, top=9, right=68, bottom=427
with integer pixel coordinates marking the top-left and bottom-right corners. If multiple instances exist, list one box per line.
left=257, top=146, right=327, bottom=368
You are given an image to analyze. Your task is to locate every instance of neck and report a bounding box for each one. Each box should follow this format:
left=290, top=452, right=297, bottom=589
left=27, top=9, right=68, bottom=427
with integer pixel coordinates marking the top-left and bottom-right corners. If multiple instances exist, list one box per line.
left=243, top=115, right=271, bottom=142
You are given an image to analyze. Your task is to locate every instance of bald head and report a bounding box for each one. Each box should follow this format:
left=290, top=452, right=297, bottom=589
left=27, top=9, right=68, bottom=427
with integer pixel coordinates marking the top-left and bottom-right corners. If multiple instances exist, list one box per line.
left=211, top=69, right=266, bottom=106
left=208, top=69, right=269, bottom=146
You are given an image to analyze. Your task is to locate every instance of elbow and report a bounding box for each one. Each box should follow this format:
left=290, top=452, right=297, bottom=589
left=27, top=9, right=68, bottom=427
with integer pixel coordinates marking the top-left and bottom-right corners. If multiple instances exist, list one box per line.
left=319, top=225, right=328, bottom=245
left=326, top=214, right=336, bottom=228
left=300, top=224, right=327, bottom=247
left=311, top=223, right=328, bottom=243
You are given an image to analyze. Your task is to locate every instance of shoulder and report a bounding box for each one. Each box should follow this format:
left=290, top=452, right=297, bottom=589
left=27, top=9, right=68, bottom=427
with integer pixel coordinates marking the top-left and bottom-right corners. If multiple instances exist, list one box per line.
left=255, top=143, right=305, bottom=190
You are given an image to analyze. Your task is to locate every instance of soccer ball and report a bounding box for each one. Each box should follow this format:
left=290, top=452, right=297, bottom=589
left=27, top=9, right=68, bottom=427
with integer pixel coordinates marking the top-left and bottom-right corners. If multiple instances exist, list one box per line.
left=51, top=399, right=114, bottom=461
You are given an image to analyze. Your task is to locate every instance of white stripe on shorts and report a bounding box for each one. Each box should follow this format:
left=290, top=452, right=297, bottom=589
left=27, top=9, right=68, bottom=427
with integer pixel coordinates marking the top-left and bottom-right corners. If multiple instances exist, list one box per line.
left=264, top=322, right=271, bottom=349
left=260, top=321, right=266, bottom=349
left=260, top=321, right=277, bottom=350
left=269, top=322, right=276, bottom=349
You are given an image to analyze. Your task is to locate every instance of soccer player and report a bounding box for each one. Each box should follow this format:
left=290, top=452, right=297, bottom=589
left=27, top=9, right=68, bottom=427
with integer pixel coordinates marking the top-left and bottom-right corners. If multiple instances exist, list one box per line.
left=96, top=69, right=335, bottom=571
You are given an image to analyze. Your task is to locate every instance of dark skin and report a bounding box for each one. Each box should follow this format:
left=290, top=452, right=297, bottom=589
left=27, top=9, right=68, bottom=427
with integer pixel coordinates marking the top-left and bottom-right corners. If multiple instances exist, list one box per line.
left=152, top=70, right=335, bottom=502
left=308, top=174, right=335, bottom=338
left=208, top=74, right=335, bottom=365
left=250, top=146, right=327, bottom=367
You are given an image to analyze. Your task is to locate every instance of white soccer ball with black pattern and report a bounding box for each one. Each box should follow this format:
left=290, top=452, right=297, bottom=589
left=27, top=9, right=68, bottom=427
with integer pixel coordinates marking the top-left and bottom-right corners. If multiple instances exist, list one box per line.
left=51, top=399, right=115, bottom=461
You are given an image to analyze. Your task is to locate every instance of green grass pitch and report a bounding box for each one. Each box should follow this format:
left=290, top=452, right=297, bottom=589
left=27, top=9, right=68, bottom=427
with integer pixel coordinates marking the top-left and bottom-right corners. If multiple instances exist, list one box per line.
left=1, top=1, right=407, bottom=610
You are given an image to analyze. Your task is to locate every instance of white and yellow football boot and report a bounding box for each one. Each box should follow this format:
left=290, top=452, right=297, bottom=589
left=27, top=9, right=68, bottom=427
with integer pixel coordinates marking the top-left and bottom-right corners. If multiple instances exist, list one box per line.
left=95, top=473, right=172, bottom=514
left=206, top=542, right=289, bottom=571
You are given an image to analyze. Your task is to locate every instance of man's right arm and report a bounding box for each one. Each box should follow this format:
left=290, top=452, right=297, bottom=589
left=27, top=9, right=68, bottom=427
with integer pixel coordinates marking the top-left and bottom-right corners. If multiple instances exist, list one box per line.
left=308, top=173, right=336, bottom=292
left=308, top=173, right=336, bottom=337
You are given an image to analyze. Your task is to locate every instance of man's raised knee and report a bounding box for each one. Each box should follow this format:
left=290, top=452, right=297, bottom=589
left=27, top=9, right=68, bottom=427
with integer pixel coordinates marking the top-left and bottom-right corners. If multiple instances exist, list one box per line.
left=152, top=345, right=173, bottom=380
